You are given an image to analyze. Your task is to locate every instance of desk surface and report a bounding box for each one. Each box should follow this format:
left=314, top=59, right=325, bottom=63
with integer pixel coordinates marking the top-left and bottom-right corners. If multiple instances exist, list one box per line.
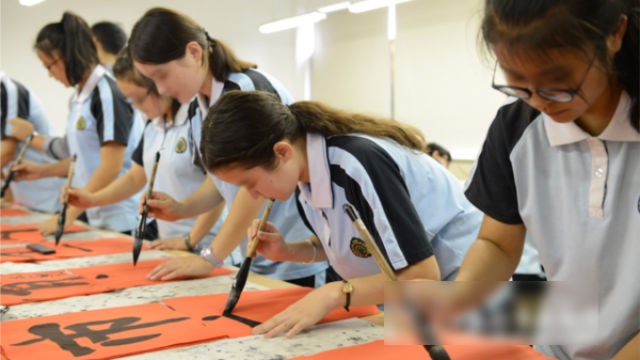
left=0, top=209, right=384, bottom=359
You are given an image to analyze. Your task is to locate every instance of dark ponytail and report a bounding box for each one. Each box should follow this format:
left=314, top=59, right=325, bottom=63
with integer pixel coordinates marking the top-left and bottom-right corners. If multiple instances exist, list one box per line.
left=481, top=0, right=639, bottom=130
left=128, top=7, right=256, bottom=82
left=200, top=91, right=427, bottom=171
left=35, top=12, right=98, bottom=86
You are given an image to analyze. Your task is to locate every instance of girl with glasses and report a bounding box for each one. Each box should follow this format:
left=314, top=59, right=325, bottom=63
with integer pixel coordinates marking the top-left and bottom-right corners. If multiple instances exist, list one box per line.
left=451, top=1, right=639, bottom=359
left=65, top=51, right=227, bottom=254
left=10, top=12, right=144, bottom=235
left=127, top=7, right=328, bottom=287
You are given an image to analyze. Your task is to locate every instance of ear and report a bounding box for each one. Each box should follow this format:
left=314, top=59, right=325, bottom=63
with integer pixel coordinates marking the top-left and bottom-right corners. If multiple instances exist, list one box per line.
left=273, top=141, right=294, bottom=163
left=607, top=15, right=628, bottom=55
left=185, top=41, right=204, bottom=65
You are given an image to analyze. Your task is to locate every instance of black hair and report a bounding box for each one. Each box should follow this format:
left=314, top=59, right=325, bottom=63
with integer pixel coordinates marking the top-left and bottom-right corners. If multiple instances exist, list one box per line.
left=201, top=91, right=427, bottom=171
left=481, top=0, right=639, bottom=130
left=425, top=142, right=452, bottom=162
left=35, top=12, right=98, bottom=86
left=91, top=21, right=127, bottom=55
left=128, top=7, right=256, bottom=82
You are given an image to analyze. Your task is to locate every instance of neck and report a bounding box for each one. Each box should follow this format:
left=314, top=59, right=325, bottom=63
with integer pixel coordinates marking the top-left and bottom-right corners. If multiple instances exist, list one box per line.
left=575, top=83, right=622, bottom=136
left=296, top=136, right=310, bottom=183
left=199, top=70, right=214, bottom=100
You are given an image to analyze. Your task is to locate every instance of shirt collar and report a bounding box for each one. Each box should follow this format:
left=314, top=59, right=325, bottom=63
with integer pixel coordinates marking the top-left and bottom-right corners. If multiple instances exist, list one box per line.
left=73, top=65, right=106, bottom=104
left=0, top=71, right=5, bottom=83
left=196, top=76, right=225, bottom=118
left=151, top=102, right=191, bottom=129
left=545, top=91, right=640, bottom=145
left=297, top=133, right=333, bottom=209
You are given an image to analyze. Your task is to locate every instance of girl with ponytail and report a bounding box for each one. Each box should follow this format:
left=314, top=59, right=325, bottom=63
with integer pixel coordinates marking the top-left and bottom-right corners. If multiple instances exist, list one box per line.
left=128, top=7, right=328, bottom=287
left=201, top=90, right=482, bottom=338
left=12, top=12, right=144, bottom=234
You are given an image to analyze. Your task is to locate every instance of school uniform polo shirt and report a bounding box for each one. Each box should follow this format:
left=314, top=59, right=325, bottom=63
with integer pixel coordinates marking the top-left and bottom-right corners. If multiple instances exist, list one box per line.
left=67, top=65, right=144, bottom=232
left=131, top=101, right=226, bottom=251
left=297, top=133, right=482, bottom=280
left=0, top=72, right=65, bottom=213
left=190, top=68, right=327, bottom=281
left=465, top=93, right=640, bottom=359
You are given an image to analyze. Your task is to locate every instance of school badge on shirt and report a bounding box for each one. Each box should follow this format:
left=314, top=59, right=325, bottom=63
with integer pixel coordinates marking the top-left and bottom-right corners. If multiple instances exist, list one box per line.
left=75, top=117, right=86, bottom=130
left=175, top=137, right=187, bottom=153
left=350, top=237, right=371, bottom=258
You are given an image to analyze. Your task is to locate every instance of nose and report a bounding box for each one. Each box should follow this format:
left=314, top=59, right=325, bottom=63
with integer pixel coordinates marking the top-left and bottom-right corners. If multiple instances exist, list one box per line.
left=527, top=92, right=551, bottom=112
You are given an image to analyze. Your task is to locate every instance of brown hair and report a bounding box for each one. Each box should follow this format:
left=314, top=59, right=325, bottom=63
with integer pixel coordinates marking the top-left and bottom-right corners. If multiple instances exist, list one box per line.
left=128, top=7, right=256, bottom=81
left=200, top=91, right=427, bottom=171
left=481, top=0, right=639, bottom=130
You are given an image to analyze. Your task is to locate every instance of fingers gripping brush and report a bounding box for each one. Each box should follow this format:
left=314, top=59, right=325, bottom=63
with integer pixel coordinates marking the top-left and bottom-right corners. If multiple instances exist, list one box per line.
left=343, top=203, right=451, bottom=360
left=1, top=133, right=34, bottom=199
left=133, top=151, right=161, bottom=266
left=223, top=199, right=275, bottom=315
left=55, top=154, right=77, bottom=246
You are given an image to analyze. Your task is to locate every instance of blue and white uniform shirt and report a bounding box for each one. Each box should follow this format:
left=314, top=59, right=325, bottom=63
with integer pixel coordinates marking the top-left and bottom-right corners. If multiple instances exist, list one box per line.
left=297, top=133, right=482, bottom=280
left=190, top=68, right=327, bottom=281
left=465, top=94, right=640, bottom=360
left=132, top=101, right=226, bottom=251
left=0, top=71, right=65, bottom=213
left=66, top=65, right=143, bottom=231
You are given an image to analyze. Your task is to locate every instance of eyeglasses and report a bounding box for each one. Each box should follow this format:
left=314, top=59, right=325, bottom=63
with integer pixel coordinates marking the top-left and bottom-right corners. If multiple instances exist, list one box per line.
left=491, top=57, right=595, bottom=103
left=44, top=57, right=63, bottom=72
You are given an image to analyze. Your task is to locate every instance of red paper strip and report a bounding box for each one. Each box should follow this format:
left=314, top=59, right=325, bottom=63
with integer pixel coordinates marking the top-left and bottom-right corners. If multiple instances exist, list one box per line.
left=290, top=339, right=556, bottom=360
left=0, top=224, right=88, bottom=245
left=0, top=259, right=233, bottom=306
left=0, top=208, right=31, bottom=217
left=0, top=237, right=144, bottom=263
left=0, top=302, right=225, bottom=360
left=162, top=287, right=379, bottom=338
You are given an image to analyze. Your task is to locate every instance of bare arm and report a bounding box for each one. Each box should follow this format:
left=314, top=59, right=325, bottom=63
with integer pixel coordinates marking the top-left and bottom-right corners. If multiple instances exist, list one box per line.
left=67, top=162, right=147, bottom=209
left=146, top=175, right=224, bottom=220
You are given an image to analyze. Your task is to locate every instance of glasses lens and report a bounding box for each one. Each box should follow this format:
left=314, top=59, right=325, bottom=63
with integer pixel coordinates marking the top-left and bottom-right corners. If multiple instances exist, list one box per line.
left=494, top=86, right=530, bottom=99
left=538, top=90, right=573, bottom=103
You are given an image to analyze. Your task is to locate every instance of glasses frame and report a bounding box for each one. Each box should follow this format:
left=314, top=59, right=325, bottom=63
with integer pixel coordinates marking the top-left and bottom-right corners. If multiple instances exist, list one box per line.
left=44, top=57, right=63, bottom=72
left=491, top=56, right=595, bottom=103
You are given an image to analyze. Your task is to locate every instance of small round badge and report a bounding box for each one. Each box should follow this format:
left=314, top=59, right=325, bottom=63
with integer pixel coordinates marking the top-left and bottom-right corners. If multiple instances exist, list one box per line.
left=75, top=117, right=86, bottom=130
left=350, top=237, right=371, bottom=258
left=175, top=137, right=187, bottom=153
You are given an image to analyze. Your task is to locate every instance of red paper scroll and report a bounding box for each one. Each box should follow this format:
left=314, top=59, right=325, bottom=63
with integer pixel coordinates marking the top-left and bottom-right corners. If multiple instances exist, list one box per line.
left=0, top=237, right=143, bottom=263
left=1, top=223, right=88, bottom=245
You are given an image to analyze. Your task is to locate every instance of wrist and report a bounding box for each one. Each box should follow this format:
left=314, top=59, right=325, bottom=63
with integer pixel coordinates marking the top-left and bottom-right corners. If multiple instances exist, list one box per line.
left=200, top=246, right=223, bottom=267
left=183, top=233, right=194, bottom=251
left=303, top=238, right=318, bottom=264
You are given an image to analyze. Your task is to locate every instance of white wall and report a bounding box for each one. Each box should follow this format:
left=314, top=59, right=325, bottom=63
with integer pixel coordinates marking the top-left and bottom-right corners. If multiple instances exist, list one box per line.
left=2, top=0, right=504, bottom=159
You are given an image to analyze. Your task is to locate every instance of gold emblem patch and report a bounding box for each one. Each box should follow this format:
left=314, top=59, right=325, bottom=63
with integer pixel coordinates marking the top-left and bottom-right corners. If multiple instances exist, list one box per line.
left=75, top=116, right=86, bottom=130
left=175, top=137, right=187, bottom=153
left=350, top=237, right=371, bottom=258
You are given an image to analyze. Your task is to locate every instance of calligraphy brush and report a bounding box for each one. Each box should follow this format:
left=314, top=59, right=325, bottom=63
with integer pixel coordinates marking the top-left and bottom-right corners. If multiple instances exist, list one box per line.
left=133, top=151, right=161, bottom=266
left=223, top=198, right=275, bottom=315
left=1, top=133, right=34, bottom=199
left=55, top=154, right=77, bottom=246
left=343, top=203, right=451, bottom=360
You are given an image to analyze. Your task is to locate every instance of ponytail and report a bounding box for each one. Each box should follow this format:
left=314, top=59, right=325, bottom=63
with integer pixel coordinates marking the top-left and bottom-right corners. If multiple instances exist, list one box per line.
left=35, top=12, right=98, bottom=86
left=129, top=7, right=256, bottom=82
left=201, top=91, right=427, bottom=171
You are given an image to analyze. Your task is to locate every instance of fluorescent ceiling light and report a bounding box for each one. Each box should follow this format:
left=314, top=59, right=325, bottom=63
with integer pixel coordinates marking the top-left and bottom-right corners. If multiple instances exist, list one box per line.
left=318, top=2, right=350, bottom=13
left=349, top=0, right=412, bottom=13
left=259, top=12, right=327, bottom=34
left=19, top=0, right=45, bottom=6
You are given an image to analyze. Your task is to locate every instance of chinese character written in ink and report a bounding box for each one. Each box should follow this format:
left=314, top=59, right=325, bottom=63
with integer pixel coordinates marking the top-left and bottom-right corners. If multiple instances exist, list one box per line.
left=2, top=275, right=89, bottom=296
left=12, top=316, right=190, bottom=356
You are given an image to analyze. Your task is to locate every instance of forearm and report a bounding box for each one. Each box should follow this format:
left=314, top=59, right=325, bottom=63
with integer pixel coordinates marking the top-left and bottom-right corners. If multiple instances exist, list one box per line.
left=455, top=238, right=520, bottom=282
left=28, top=134, right=49, bottom=153
left=209, top=189, right=263, bottom=261
left=179, top=176, right=224, bottom=218
left=90, top=165, right=146, bottom=206
left=282, top=235, right=328, bottom=263
left=188, top=201, right=226, bottom=246
left=43, top=158, right=71, bottom=177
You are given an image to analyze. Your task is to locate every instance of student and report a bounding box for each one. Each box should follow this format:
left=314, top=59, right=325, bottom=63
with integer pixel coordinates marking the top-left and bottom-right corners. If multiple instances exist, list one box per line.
left=452, top=0, right=639, bottom=359
left=91, top=21, right=127, bottom=74
left=65, top=50, right=226, bottom=252
left=197, top=90, right=482, bottom=337
left=1, top=72, right=65, bottom=212
left=11, top=12, right=143, bottom=234
left=425, top=142, right=452, bottom=168
left=128, top=7, right=328, bottom=286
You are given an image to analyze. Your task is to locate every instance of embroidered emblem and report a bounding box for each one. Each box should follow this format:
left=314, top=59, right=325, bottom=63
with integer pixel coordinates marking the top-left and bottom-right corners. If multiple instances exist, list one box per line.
left=350, top=237, right=371, bottom=258
left=75, top=117, right=86, bottom=130
left=175, top=137, right=187, bottom=153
